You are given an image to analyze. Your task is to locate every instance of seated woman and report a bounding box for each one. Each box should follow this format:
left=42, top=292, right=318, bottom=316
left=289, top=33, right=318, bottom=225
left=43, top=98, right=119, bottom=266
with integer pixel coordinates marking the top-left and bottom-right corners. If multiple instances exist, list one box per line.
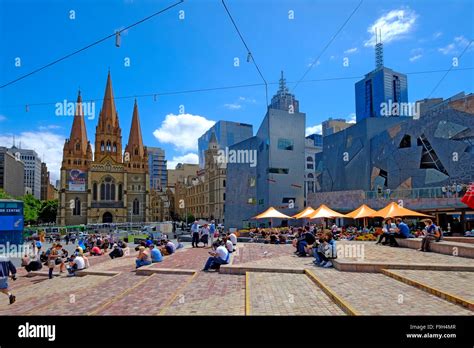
left=135, top=246, right=151, bottom=268
left=418, top=219, right=438, bottom=252
left=314, top=232, right=337, bottom=268
left=376, top=218, right=395, bottom=245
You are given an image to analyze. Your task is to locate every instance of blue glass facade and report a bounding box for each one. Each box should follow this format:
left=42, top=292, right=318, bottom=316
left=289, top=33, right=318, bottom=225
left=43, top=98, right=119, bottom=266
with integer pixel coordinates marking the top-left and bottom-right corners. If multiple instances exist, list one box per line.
left=355, top=67, right=408, bottom=122
left=198, top=121, right=253, bottom=168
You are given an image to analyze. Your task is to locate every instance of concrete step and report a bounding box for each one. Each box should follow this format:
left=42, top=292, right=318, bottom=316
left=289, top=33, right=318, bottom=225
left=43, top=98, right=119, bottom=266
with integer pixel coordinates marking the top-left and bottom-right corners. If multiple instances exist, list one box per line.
left=397, top=238, right=474, bottom=258
left=381, top=269, right=474, bottom=311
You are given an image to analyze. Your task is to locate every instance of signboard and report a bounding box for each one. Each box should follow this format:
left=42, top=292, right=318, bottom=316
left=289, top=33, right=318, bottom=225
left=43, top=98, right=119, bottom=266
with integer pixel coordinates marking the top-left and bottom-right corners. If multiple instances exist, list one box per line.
left=68, top=169, right=87, bottom=192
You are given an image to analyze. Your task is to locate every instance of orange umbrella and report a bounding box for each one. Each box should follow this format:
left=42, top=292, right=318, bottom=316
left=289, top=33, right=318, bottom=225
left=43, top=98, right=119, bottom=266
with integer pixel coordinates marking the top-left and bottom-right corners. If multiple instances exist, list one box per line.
left=253, top=206, right=293, bottom=227
left=345, top=204, right=378, bottom=219
left=307, top=204, right=346, bottom=219
left=253, top=207, right=293, bottom=219
left=375, top=202, right=432, bottom=219
left=292, top=206, right=315, bottom=219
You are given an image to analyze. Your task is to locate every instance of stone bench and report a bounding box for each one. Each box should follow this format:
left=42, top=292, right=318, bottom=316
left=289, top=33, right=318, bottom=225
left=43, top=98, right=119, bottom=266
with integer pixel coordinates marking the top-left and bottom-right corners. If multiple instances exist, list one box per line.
left=397, top=238, right=474, bottom=258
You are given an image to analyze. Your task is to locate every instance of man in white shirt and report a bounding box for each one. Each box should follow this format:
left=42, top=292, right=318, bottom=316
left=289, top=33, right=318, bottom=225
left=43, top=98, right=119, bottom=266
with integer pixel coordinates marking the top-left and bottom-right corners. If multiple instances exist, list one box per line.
left=191, top=221, right=200, bottom=248
left=202, top=242, right=230, bottom=271
left=67, top=254, right=86, bottom=276
left=225, top=238, right=234, bottom=253
left=228, top=232, right=237, bottom=246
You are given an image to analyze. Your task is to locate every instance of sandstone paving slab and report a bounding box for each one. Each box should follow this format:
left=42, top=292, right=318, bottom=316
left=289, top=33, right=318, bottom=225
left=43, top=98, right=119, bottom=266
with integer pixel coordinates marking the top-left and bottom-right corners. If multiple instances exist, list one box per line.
left=163, top=272, right=245, bottom=315
left=97, top=273, right=191, bottom=315
left=309, top=267, right=473, bottom=315
left=247, top=272, right=345, bottom=316
left=28, top=272, right=145, bottom=315
left=0, top=275, right=108, bottom=315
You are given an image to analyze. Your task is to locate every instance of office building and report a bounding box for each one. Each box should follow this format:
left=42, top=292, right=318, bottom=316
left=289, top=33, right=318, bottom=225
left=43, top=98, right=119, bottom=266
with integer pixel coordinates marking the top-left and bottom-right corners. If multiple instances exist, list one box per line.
left=9, top=146, right=41, bottom=199
left=0, top=147, right=25, bottom=197
left=148, top=147, right=167, bottom=191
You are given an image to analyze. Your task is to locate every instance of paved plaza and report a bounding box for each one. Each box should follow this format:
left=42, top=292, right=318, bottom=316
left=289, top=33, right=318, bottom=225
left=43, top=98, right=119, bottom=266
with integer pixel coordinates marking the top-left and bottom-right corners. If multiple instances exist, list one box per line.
left=2, top=242, right=473, bottom=316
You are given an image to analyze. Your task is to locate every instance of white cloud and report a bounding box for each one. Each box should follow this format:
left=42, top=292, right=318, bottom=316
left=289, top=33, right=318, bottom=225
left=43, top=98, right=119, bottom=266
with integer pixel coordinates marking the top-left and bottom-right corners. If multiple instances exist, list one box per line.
left=347, top=113, right=356, bottom=124
left=0, top=115, right=6, bottom=122
left=152, top=113, right=215, bottom=152
left=438, top=35, right=471, bottom=55
left=305, top=124, right=322, bottom=136
left=344, top=47, right=358, bottom=54
left=0, top=131, right=65, bottom=183
left=409, top=54, right=422, bottom=62
left=167, top=153, right=199, bottom=169
left=224, top=103, right=242, bottom=110
left=364, top=8, right=417, bottom=47
left=433, top=31, right=442, bottom=39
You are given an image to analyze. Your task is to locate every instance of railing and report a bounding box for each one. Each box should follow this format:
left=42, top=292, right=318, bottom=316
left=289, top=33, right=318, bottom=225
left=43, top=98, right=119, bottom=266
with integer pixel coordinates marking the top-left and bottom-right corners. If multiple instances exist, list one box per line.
left=364, top=185, right=469, bottom=200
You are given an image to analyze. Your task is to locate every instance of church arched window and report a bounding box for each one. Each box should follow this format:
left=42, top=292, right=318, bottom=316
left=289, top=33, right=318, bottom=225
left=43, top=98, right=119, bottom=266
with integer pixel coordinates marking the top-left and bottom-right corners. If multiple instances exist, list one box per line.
left=133, top=199, right=139, bottom=215
left=73, top=197, right=81, bottom=215
left=100, top=141, right=105, bottom=152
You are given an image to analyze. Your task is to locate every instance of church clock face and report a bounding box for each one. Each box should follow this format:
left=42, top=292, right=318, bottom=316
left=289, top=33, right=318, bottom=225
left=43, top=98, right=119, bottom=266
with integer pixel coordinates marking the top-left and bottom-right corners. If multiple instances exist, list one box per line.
left=133, top=175, right=140, bottom=182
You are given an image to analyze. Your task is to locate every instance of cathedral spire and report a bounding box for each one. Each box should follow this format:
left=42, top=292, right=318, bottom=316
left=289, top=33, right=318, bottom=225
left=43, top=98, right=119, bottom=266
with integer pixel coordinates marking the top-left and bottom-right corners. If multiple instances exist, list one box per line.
left=94, top=71, right=122, bottom=163
left=99, top=71, right=118, bottom=128
left=126, top=99, right=144, bottom=157
left=68, top=90, right=88, bottom=154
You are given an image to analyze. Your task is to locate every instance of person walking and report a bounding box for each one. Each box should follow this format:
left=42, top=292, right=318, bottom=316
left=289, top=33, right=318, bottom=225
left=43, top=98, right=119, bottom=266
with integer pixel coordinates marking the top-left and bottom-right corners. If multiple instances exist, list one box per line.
left=0, top=256, right=17, bottom=304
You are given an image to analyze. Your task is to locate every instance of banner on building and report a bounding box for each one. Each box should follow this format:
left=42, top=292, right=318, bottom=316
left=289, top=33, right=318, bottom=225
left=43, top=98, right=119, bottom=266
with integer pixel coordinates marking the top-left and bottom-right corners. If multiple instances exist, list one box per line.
left=68, top=169, right=87, bottom=192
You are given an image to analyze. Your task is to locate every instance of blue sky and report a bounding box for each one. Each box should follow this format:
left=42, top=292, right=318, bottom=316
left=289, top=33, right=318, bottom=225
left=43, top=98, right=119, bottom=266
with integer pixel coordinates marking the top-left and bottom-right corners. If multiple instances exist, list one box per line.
left=0, top=0, right=473, bottom=182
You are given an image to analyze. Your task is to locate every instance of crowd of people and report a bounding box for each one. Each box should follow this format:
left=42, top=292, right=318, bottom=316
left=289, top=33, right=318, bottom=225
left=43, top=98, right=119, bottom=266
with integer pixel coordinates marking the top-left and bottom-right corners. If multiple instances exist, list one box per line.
left=134, top=238, right=181, bottom=268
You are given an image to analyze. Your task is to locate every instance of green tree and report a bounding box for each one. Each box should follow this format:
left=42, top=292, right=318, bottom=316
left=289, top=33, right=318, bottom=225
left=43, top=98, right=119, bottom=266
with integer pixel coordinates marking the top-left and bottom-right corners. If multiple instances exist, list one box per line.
left=20, top=194, right=41, bottom=224
left=0, top=189, right=12, bottom=199
left=38, top=199, right=58, bottom=223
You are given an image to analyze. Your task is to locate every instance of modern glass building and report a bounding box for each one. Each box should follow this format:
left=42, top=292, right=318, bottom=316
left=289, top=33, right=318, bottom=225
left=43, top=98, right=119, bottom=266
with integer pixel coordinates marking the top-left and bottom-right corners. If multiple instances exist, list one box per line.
left=198, top=121, right=253, bottom=168
left=147, top=147, right=167, bottom=191
left=225, top=72, right=306, bottom=228
left=355, top=67, right=408, bottom=122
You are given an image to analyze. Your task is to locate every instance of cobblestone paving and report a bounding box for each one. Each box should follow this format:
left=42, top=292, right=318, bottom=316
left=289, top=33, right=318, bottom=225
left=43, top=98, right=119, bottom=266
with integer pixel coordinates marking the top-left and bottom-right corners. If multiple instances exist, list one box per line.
left=98, top=274, right=191, bottom=315
left=248, top=272, right=345, bottom=316
left=29, top=273, right=144, bottom=315
left=309, top=268, right=472, bottom=315
left=232, top=243, right=294, bottom=265
left=149, top=247, right=212, bottom=270
left=387, top=270, right=474, bottom=302
left=0, top=275, right=108, bottom=315
left=163, top=272, right=245, bottom=315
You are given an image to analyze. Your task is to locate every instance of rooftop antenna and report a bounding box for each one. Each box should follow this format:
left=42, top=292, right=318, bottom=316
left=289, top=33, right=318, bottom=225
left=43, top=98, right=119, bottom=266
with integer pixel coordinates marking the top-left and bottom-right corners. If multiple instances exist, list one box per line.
left=12, top=135, right=15, bottom=147
left=375, top=27, right=384, bottom=69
